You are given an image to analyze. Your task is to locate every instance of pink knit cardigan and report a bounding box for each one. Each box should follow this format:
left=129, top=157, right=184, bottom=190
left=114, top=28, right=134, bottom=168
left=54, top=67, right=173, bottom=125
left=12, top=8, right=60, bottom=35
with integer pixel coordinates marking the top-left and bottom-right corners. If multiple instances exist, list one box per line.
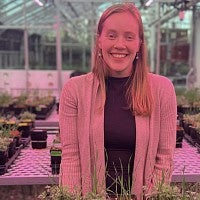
left=59, top=72, right=177, bottom=200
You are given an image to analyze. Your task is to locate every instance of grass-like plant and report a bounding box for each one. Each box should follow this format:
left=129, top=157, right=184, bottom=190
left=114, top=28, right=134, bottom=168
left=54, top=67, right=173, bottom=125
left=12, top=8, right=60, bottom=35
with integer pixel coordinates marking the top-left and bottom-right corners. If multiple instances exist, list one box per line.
left=38, top=151, right=200, bottom=200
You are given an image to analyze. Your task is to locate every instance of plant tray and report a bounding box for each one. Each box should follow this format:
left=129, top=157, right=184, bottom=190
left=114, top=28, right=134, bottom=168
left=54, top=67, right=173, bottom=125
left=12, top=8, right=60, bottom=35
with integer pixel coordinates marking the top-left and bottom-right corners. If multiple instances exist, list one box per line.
left=0, top=144, right=23, bottom=175
left=20, top=136, right=31, bottom=147
left=184, top=134, right=196, bottom=146
left=35, top=105, right=55, bottom=120
left=196, top=143, right=200, bottom=154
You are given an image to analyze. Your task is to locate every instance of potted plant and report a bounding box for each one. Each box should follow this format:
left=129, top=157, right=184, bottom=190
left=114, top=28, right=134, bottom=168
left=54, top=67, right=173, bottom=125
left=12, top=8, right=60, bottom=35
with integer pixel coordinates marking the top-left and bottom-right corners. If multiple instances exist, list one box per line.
left=145, top=180, right=200, bottom=200
left=0, top=137, right=10, bottom=165
left=176, top=88, right=200, bottom=115
left=12, top=92, right=29, bottom=115
left=176, top=94, right=188, bottom=114
left=27, top=94, right=56, bottom=119
left=19, top=111, right=36, bottom=128
left=0, top=92, right=13, bottom=114
left=17, top=111, right=36, bottom=140
left=38, top=182, right=200, bottom=200
left=8, top=123, right=21, bottom=148
left=38, top=185, right=82, bottom=200
left=184, top=88, right=200, bottom=111
left=182, top=113, right=200, bottom=147
left=1, top=121, right=18, bottom=158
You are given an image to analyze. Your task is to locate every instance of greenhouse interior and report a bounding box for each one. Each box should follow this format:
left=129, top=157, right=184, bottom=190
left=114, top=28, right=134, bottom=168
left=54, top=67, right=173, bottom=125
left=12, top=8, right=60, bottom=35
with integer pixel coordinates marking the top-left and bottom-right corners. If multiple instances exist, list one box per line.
left=0, top=0, right=200, bottom=199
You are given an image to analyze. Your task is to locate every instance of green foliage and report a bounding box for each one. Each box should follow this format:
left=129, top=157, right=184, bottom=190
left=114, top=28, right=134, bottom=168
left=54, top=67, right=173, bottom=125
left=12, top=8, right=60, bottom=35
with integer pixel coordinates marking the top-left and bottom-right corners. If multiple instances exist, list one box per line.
left=146, top=182, right=200, bottom=200
left=0, top=137, right=11, bottom=151
left=13, top=92, right=29, bottom=107
left=0, top=122, right=17, bottom=151
left=38, top=151, right=200, bottom=200
left=0, top=123, right=18, bottom=138
left=19, top=111, right=36, bottom=121
left=0, top=92, right=13, bottom=107
left=37, top=185, right=81, bottom=200
left=184, top=88, right=200, bottom=106
left=176, top=88, right=200, bottom=106
left=175, top=88, right=186, bottom=96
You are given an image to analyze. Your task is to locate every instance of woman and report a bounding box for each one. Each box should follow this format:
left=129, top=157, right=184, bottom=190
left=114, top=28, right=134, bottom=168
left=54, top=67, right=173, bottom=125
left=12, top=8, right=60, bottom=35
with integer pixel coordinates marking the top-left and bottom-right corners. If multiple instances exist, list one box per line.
left=59, top=3, right=177, bottom=199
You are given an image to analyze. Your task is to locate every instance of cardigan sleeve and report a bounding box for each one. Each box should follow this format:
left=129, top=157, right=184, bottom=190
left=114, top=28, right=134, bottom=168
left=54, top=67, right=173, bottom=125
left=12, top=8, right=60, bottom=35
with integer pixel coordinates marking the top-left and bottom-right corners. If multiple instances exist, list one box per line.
left=152, top=77, right=177, bottom=186
left=59, top=80, right=82, bottom=193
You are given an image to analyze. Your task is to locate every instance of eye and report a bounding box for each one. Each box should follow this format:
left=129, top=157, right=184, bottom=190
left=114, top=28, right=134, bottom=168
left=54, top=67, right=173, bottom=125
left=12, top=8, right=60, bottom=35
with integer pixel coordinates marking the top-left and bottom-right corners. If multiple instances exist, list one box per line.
left=126, top=35, right=134, bottom=41
left=107, top=32, right=116, bottom=40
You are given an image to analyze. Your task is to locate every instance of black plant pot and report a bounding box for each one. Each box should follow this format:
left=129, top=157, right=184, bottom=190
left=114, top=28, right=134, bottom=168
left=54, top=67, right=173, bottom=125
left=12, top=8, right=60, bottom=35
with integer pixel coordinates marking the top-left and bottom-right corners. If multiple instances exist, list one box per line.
left=195, top=131, right=200, bottom=146
left=50, top=149, right=61, bottom=163
left=176, top=128, right=184, bottom=148
left=51, top=164, right=60, bottom=174
left=182, top=121, right=192, bottom=135
left=31, top=129, right=47, bottom=141
left=18, top=123, right=31, bottom=138
left=8, top=139, right=17, bottom=158
left=56, top=102, right=59, bottom=113
left=13, top=106, right=26, bottom=115
left=50, top=149, right=62, bottom=174
left=181, top=105, right=194, bottom=114
left=196, top=143, right=200, bottom=154
left=190, top=127, right=198, bottom=143
left=14, top=136, right=21, bottom=147
left=0, top=105, right=13, bottom=115
left=35, top=106, right=49, bottom=115
left=0, top=150, right=8, bottom=165
left=177, top=105, right=183, bottom=113
left=31, top=140, right=47, bottom=149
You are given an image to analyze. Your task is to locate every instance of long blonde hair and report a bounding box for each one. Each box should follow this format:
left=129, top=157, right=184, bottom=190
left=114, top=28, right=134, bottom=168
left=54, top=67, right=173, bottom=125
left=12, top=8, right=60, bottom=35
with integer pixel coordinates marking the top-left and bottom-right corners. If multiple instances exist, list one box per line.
left=92, top=3, right=153, bottom=116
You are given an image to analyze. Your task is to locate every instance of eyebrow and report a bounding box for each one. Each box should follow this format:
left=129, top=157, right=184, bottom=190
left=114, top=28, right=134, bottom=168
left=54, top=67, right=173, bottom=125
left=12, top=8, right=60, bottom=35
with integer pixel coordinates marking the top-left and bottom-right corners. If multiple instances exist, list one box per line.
left=106, top=29, right=136, bottom=35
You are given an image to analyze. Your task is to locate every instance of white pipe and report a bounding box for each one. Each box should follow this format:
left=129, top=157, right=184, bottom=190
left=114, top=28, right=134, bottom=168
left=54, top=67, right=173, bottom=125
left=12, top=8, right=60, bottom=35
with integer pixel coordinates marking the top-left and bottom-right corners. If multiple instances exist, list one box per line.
left=145, top=0, right=154, bottom=7
left=33, top=0, right=44, bottom=7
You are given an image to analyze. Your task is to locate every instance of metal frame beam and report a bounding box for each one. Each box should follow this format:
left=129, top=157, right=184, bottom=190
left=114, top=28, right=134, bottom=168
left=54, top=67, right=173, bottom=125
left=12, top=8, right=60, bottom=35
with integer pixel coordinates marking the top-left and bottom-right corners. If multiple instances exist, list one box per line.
left=149, top=0, right=200, bottom=26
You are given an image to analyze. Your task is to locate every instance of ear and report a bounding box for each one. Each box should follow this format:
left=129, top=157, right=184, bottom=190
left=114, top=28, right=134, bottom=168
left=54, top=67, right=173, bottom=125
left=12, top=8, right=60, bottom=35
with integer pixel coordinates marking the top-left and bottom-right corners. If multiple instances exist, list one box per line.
left=139, top=39, right=142, bottom=47
left=137, top=39, right=142, bottom=51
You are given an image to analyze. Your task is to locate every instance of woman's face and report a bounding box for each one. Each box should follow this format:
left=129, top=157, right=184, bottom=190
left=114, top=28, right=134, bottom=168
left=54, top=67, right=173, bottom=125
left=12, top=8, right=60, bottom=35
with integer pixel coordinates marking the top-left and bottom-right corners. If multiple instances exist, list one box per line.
left=98, top=12, right=141, bottom=77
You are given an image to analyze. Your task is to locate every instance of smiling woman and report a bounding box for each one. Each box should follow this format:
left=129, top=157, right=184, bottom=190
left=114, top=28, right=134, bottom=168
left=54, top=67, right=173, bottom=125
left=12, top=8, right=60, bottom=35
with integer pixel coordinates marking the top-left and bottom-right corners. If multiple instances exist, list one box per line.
left=59, top=3, right=177, bottom=200
left=98, top=12, right=140, bottom=78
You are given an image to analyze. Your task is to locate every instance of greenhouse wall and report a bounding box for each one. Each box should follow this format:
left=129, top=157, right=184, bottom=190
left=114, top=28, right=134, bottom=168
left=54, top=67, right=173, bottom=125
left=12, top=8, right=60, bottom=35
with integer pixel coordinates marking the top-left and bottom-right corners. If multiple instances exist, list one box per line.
left=0, top=69, right=73, bottom=98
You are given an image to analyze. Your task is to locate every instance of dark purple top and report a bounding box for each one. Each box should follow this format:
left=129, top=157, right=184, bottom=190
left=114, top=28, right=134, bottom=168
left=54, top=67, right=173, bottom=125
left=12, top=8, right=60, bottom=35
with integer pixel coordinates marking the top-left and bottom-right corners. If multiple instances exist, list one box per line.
left=104, top=76, right=136, bottom=195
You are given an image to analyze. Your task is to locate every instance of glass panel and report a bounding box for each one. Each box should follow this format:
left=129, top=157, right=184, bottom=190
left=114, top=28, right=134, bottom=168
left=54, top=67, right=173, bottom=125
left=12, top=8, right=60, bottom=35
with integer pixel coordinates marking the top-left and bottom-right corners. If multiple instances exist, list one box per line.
left=0, top=29, right=24, bottom=69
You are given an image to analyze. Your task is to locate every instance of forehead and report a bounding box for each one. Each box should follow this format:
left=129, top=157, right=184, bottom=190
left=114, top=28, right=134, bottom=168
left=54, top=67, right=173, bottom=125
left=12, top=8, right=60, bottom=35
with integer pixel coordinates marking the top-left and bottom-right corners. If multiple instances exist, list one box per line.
left=102, top=12, right=139, bottom=33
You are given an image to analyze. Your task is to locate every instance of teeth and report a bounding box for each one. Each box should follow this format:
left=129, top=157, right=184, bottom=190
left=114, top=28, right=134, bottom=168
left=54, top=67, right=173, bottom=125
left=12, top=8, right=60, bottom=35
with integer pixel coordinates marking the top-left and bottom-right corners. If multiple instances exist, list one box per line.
left=112, top=54, right=126, bottom=58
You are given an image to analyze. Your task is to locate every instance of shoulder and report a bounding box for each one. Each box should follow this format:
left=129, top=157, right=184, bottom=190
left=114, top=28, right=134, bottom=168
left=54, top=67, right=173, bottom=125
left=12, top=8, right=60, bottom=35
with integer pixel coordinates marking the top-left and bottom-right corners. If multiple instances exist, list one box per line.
left=64, top=72, right=94, bottom=88
left=68, top=72, right=94, bottom=83
left=148, top=73, right=175, bottom=97
left=61, top=72, right=97, bottom=97
left=148, top=72, right=174, bottom=89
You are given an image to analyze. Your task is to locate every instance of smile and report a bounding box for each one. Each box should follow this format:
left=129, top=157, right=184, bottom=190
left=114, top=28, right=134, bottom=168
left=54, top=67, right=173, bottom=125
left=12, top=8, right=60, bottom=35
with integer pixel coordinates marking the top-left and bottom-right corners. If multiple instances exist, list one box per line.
left=111, top=53, right=127, bottom=58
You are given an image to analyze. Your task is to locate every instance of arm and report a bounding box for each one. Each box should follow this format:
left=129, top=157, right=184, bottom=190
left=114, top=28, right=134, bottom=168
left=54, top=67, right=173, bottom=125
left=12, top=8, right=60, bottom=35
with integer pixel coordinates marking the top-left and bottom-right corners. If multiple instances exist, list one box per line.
left=153, top=79, right=177, bottom=185
left=59, top=80, right=81, bottom=193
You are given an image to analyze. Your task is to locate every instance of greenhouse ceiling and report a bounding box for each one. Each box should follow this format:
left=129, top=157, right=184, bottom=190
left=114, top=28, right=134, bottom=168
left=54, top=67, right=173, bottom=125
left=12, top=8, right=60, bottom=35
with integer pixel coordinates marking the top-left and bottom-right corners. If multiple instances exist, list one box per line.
left=0, top=0, right=199, bottom=44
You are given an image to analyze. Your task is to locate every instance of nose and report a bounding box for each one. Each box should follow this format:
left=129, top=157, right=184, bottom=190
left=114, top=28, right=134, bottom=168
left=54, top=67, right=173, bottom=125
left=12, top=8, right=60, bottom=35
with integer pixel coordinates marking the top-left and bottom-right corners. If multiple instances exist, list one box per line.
left=113, top=37, right=126, bottom=49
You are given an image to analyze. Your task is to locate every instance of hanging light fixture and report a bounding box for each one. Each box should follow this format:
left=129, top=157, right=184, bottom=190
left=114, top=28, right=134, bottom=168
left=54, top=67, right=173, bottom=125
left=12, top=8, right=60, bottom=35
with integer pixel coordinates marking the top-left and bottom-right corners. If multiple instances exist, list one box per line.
left=33, top=0, right=44, bottom=7
left=145, top=0, right=154, bottom=7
